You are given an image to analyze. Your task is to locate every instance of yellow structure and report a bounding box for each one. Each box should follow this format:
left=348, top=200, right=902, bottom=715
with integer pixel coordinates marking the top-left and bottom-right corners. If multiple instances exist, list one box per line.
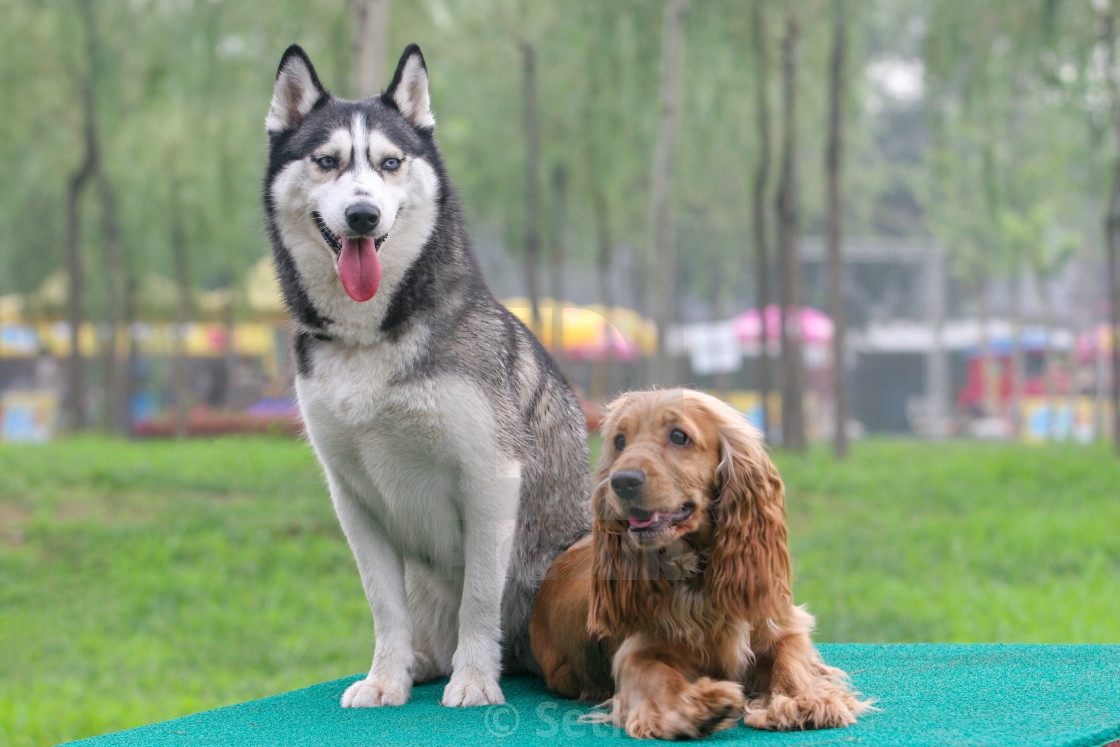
left=503, top=298, right=656, bottom=360
left=0, top=294, right=24, bottom=323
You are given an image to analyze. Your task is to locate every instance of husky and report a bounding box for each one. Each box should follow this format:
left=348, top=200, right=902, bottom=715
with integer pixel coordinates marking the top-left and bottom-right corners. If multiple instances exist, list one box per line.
left=263, top=44, right=591, bottom=708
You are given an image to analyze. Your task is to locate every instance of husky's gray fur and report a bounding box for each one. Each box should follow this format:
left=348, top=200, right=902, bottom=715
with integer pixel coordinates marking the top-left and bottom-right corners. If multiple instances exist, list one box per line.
left=263, top=44, right=590, bottom=707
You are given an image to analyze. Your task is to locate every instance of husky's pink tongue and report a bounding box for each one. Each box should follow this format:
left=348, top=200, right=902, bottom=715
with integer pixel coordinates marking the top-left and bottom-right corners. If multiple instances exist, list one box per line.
left=337, top=237, right=381, bottom=302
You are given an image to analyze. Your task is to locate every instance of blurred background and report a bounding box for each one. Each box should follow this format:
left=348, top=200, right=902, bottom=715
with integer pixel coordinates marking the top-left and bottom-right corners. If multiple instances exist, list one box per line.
left=2, top=0, right=1118, bottom=450
left=3, top=1, right=1120, bottom=745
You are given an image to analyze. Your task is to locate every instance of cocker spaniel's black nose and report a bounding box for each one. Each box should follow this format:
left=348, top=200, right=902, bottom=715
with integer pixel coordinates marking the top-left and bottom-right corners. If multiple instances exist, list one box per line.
left=610, top=469, right=646, bottom=500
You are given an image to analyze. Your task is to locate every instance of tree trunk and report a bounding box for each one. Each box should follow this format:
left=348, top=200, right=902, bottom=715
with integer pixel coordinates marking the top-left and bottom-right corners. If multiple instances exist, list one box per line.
left=222, top=275, right=239, bottom=410
left=1082, top=112, right=1109, bottom=440
left=220, top=144, right=240, bottom=410
left=96, top=172, right=129, bottom=435
left=169, top=174, right=193, bottom=439
left=633, top=261, right=651, bottom=388
left=750, top=0, right=774, bottom=439
left=976, top=60, right=1004, bottom=425
left=64, top=134, right=95, bottom=432
left=708, top=258, right=731, bottom=397
left=776, top=5, right=806, bottom=451
left=1103, top=7, right=1120, bottom=452
left=593, top=184, right=615, bottom=399
left=976, top=274, right=999, bottom=419
left=195, top=2, right=238, bottom=411
left=825, top=0, right=848, bottom=458
left=549, top=165, right=568, bottom=374
left=351, top=0, right=391, bottom=97
left=585, top=10, right=617, bottom=400
left=649, top=0, right=689, bottom=387
left=925, top=245, right=951, bottom=438
left=1108, top=174, right=1120, bottom=451
left=1062, top=274, right=1080, bottom=442
left=1041, top=281, right=1060, bottom=441
left=62, top=0, right=103, bottom=432
left=122, top=270, right=138, bottom=437
left=1008, top=266, right=1025, bottom=436
left=1071, top=237, right=1097, bottom=442
left=521, top=41, right=543, bottom=335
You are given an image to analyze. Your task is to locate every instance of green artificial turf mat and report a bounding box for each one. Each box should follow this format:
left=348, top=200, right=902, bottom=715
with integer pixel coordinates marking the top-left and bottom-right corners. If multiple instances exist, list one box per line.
left=62, top=644, right=1120, bottom=746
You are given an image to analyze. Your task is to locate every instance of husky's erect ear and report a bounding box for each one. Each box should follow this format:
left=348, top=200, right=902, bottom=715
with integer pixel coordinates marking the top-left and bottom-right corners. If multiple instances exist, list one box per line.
left=382, top=44, right=435, bottom=130
left=266, top=45, right=327, bottom=134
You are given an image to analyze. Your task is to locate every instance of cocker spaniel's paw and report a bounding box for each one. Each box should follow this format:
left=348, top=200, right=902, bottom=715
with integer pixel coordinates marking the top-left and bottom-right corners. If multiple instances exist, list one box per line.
left=441, top=668, right=504, bottom=707
left=685, top=678, right=747, bottom=737
left=744, top=685, right=869, bottom=731
left=341, top=674, right=411, bottom=707
left=625, top=678, right=743, bottom=740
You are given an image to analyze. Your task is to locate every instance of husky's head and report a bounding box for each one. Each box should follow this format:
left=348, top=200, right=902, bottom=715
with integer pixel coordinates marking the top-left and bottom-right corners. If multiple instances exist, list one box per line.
left=265, top=44, right=441, bottom=307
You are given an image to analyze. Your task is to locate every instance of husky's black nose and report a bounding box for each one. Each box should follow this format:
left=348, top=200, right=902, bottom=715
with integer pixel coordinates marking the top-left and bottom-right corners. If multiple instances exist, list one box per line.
left=345, top=203, right=381, bottom=234
left=610, top=469, right=646, bottom=500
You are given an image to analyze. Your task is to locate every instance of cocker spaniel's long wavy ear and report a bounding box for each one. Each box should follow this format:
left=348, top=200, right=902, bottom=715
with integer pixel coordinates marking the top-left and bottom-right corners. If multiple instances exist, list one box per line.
left=704, top=403, right=792, bottom=623
left=588, top=511, right=648, bottom=637
left=588, top=392, right=659, bottom=636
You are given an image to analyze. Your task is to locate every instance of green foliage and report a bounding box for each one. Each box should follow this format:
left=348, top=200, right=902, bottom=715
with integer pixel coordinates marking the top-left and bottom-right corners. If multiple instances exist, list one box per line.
left=919, top=0, right=1102, bottom=291
left=0, top=0, right=1111, bottom=316
left=1, top=436, right=1117, bottom=745
left=0, top=0, right=935, bottom=316
left=1, top=0, right=373, bottom=298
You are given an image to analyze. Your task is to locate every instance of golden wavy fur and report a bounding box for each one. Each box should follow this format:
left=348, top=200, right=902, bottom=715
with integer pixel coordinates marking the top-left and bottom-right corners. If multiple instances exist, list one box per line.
left=530, top=389, right=872, bottom=739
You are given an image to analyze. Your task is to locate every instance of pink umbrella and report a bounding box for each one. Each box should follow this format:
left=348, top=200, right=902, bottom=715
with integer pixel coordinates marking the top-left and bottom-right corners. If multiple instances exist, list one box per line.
left=1077, top=323, right=1115, bottom=360
left=733, top=305, right=834, bottom=345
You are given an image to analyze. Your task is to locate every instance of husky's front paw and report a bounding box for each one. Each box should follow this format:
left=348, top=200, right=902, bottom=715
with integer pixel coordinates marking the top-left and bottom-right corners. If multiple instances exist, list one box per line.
left=441, top=669, right=504, bottom=707
left=341, top=675, right=411, bottom=707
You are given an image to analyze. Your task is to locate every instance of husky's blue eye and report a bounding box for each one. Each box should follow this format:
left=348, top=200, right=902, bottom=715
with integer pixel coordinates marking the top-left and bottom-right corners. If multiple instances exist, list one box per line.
left=381, top=157, right=402, bottom=171
left=314, top=155, right=338, bottom=170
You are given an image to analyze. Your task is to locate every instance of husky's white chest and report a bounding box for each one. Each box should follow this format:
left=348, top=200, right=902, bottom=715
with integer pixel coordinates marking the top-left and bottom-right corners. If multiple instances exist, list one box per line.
left=295, top=338, right=515, bottom=570
left=297, top=336, right=410, bottom=426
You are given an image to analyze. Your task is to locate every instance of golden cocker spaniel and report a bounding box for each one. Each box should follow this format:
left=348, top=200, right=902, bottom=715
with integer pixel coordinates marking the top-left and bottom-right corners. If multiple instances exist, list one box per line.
left=530, top=389, right=871, bottom=740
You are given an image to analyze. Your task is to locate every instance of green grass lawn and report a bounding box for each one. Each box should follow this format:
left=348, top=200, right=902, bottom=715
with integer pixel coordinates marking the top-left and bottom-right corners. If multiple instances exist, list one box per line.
left=1, top=436, right=1118, bottom=746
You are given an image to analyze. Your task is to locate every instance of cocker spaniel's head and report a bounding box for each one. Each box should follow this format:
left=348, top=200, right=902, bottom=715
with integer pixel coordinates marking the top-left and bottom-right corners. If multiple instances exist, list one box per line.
left=590, top=389, right=793, bottom=634
left=593, top=389, right=723, bottom=551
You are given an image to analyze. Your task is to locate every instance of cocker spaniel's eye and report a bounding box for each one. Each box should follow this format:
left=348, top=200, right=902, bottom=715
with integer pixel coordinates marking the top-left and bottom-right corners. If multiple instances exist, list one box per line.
left=614, top=433, right=626, bottom=452
left=669, top=428, right=690, bottom=446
